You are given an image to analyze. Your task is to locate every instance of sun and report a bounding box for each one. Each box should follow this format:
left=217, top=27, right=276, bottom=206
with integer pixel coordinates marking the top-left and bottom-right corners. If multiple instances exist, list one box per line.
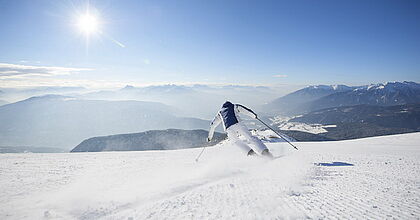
left=76, top=13, right=99, bottom=35
left=72, top=5, right=125, bottom=48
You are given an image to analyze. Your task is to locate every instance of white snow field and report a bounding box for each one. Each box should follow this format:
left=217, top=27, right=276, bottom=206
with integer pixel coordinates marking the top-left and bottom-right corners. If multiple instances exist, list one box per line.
left=1, top=133, right=419, bottom=219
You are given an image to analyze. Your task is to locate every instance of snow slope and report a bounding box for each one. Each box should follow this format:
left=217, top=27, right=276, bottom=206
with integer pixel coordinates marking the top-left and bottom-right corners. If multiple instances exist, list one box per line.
left=1, top=133, right=419, bottom=219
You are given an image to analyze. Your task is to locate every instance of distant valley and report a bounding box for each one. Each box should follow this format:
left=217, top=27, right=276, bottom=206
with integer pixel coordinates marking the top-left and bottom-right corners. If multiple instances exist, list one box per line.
left=275, top=103, right=420, bottom=141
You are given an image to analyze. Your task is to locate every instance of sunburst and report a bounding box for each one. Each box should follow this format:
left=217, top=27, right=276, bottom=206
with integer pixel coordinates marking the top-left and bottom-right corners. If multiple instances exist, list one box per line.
left=76, top=12, right=99, bottom=35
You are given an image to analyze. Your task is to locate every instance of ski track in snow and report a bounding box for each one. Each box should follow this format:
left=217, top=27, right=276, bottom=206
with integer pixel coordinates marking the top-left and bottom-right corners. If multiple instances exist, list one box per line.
left=0, top=133, right=419, bottom=219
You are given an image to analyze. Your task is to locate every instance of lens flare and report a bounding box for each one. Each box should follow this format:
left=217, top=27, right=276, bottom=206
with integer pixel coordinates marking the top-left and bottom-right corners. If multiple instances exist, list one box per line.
left=76, top=13, right=99, bottom=35
left=72, top=4, right=125, bottom=49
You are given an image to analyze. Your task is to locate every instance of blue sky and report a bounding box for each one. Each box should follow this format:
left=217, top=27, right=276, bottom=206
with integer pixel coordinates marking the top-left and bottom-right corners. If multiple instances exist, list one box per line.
left=0, top=0, right=419, bottom=89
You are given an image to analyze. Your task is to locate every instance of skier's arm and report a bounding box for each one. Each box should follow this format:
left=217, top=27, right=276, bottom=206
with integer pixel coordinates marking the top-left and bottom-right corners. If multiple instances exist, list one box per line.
left=236, top=104, right=258, bottom=119
left=208, top=113, right=222, bottom=142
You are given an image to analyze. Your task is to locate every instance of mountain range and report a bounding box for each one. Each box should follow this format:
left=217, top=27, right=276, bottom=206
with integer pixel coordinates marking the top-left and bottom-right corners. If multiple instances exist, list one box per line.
left=1, top=81, right=419, bottom=150
left=274, top=103, right=420, bottom=141
left=0, top=84, right=285, bottom=118
left=71, top=129, right=226, bottom=152
left=291, top=103, right=420, bottom=128
left=264, top=81, right=420, bottom=115
left=81, top=84, right=280, bottom=118
left=0, top=95, right=210, bottom=149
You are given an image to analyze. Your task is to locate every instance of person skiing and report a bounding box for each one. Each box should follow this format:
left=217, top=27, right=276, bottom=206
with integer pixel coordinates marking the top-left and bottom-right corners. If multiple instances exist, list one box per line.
left=207, top=101, right=273, bottom=158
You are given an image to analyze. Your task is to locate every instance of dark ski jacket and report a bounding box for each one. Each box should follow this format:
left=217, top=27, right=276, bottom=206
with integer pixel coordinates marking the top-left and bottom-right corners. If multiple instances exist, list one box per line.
left=207, top=101, right=257, bottom=140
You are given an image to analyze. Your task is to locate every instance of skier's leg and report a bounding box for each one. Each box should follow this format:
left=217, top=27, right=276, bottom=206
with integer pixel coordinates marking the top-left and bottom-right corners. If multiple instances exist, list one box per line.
left=227, top=126, right=254, bottom=155
left=236, top=124, right=269, bottom=154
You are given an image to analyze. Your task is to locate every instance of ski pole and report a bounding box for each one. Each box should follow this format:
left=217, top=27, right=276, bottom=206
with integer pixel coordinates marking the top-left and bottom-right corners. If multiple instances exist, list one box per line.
left=195, top=145, right=207, bottom=162
left=257, top=118, right=298, bottom=150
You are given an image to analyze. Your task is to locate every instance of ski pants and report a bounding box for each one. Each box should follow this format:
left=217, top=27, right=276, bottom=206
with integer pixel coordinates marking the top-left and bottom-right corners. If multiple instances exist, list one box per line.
left=226, top=123, right=268, bottom=154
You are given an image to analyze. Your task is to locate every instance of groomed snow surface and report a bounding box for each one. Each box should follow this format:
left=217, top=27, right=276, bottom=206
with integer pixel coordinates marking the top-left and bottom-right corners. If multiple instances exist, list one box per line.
left=1, top=133, right=419, bottom=219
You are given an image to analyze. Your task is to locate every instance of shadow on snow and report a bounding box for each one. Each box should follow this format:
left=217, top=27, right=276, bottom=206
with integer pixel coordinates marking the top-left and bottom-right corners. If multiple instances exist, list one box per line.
left=315, top=162, right=354, bottom=167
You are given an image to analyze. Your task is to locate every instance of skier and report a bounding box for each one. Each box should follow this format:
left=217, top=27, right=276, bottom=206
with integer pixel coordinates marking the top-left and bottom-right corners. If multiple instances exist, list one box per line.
left=207, top=101, right=273, bottom=158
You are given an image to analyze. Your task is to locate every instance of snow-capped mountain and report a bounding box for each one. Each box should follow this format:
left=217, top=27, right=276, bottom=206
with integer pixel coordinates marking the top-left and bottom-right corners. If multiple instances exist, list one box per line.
left=0, top=95, right=210, bottom=149
left=306, top=81, right=420, bottom=112
left=265, top=81, right=420, bottom=115
left=71, top=129, right=226, bottom=152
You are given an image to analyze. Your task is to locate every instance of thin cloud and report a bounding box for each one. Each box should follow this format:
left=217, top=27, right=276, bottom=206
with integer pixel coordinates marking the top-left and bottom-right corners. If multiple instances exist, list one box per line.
left=0, top=63, right=92, bottom=78
left=273, top=74, right=288, bottom=78
left=0, top=76, right=126, bottom=89
left=19, top=60, right=41, bottom=64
